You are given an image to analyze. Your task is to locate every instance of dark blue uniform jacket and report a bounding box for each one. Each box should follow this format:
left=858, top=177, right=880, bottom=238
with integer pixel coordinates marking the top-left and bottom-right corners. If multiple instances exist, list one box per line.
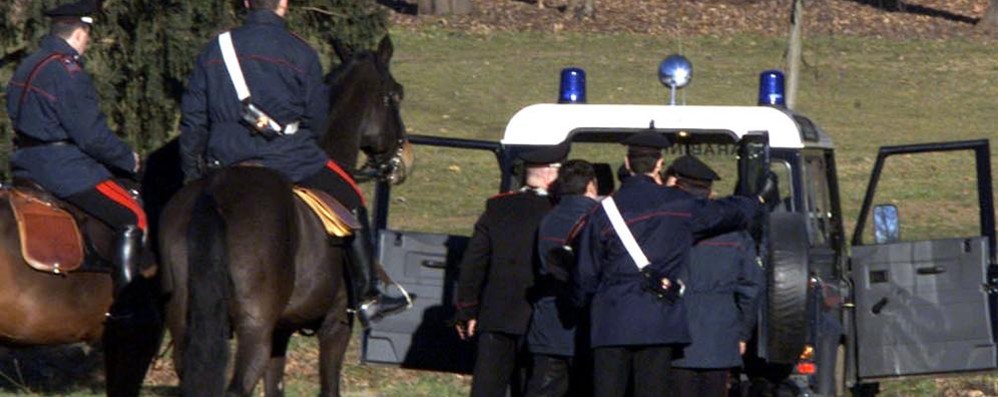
left=6, top=35, right=136, bottom=197
left=527, top=195, right=597, bottom=357
left=179, top=10, right=329, bottom=182
left=574, top=175, right=759, bottom=348
left=673, top=230, right=764, bottom=369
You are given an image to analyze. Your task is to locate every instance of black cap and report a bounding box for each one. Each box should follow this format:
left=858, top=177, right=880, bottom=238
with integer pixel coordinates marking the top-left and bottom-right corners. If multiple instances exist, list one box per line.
left=666, top=155, right=721, bottom=182
left=45, top=0, right=98, bottom=24
left=620, top=133, right=671, bottom=150
left=517, top=142, right=570, bottom=165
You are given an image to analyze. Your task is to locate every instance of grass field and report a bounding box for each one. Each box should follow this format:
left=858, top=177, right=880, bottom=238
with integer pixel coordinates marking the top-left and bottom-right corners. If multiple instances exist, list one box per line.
left=1, top=28, right=996, bottom=396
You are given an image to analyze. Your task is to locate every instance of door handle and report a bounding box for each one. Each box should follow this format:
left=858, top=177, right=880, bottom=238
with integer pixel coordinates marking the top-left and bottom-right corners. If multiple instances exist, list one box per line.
left=871, top=297, right=889, bottom=314
left=916, top=266, right=946, bottom=275
left=421, top=259, right=446, bottom=269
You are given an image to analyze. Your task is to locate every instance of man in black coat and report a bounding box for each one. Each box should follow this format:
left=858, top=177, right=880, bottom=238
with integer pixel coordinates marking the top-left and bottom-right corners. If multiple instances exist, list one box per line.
left=525, top=159, right=599, bottom=397
left=665, top=156, right=765, bottom=397
left=574, top=133, right=769, bottom=397
left=454, top=144, right=568, bottom=397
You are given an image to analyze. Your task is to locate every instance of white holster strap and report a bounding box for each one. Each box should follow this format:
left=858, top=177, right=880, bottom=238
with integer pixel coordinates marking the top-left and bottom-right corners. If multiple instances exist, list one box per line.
left=218, top=32, right=251, bottom=101
left=601, top=196, right=650, bottom=270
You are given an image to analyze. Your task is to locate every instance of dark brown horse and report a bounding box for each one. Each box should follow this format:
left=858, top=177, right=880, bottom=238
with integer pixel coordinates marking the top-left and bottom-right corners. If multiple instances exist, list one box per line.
left=155, top=36, right=411, bottom=397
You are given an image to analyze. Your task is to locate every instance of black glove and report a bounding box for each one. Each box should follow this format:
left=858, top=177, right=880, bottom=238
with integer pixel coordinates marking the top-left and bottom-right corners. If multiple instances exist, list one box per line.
left=640, top=268, right=682, bottom=304
left=758, top=170, right=781, bottom=212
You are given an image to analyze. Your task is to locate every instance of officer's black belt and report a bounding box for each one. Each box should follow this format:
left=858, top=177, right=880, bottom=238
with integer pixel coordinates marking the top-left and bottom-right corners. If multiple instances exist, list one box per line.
left=13, top=133, right=70, bottom=149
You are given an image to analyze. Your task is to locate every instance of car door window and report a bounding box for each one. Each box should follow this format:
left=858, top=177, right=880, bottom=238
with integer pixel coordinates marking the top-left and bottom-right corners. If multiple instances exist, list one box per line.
left=803, top=153, right=832, bottom=247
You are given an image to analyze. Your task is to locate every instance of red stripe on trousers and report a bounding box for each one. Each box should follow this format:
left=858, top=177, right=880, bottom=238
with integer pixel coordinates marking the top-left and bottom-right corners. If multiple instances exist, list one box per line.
left=324, top=160, right=366, bottom=206
left=95, top=180, right=148, bottom=232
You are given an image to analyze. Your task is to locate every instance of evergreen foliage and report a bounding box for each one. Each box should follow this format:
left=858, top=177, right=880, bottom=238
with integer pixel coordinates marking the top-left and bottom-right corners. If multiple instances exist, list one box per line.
left=0, top=0, right=387, bottom=173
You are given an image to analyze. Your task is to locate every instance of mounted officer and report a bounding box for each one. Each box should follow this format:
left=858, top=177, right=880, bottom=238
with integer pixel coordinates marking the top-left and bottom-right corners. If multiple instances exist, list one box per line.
left=5, top=0, right=144, bottom=297
left=573, top=133, right=774, bottom=397
left=525, top=159, right=599, bottom=397
left=454, top=143, right=566, bottom=397
left=178, top=0, right=409, bottom=326
left=665, top=155, right=765, bottom=397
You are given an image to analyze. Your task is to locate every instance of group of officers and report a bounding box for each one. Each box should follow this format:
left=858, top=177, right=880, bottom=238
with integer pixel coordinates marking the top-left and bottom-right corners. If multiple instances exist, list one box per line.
left=454, top=133, right=774, bottom=397
left=5, top=0, right=409, bottom=323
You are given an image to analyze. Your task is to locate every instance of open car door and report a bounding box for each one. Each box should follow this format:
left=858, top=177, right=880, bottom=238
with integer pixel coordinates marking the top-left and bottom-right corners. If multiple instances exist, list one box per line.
left=363, top=135, right=504, bottom=374
left=850, top=140, right=998, bottom=380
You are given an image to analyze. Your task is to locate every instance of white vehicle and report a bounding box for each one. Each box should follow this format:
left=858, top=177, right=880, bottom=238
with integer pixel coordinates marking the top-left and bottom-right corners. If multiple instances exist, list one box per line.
left=363, top=58, right=997, bottom=396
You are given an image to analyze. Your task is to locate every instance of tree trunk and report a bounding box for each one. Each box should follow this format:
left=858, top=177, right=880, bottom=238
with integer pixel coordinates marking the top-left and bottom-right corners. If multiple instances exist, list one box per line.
left=786, top=0, right=804, bottom=110
left=573, top=0, right=595, bottom=19
left=981, top=0, right=998, bottom=29
left=418, top=0, right=474, bottom=15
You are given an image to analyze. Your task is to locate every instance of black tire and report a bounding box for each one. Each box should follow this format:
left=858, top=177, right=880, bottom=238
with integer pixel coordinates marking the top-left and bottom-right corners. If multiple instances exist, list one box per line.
left=765, top=212, right=811, bottom=364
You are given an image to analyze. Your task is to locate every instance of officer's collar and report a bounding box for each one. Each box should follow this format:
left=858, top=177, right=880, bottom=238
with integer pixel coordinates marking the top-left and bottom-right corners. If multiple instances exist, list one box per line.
left=560, top=194, right=596, bottom=206
left=621, top=174, right=659, bottom=187
left=245, top=9, right=288, bottom=27
left=520, top=185, right=549, bottom=196
left=40, top=35, right=81, bottom=60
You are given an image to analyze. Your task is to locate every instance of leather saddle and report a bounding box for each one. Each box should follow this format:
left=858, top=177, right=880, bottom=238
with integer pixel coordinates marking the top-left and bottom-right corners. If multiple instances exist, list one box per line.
left=2, top=182, right=114, bottom=275
left=292, top=187, right=360, bottom=237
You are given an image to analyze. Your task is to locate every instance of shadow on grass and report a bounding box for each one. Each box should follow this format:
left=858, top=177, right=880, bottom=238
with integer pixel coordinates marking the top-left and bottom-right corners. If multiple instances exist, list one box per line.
left=847, top=0, right=979, bottom=24
left=0, top=344, right=103, bottom=394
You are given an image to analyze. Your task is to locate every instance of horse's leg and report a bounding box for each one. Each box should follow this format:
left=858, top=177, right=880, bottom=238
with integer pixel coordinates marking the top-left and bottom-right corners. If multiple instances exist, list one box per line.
left=103, top=278, right=165, bottom=397
left=318, top=277, right=351, bottom=397
left=263, top=328, right=294, bottom=397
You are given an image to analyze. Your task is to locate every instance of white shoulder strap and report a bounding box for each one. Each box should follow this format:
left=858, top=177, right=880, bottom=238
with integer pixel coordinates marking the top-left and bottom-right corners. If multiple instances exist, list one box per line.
left=601, top=196, right=650, bottom=270
left=218, top=32, right=251, bottom=101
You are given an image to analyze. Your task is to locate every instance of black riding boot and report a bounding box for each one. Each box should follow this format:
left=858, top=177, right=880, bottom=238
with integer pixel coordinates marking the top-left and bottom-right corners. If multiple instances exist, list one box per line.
left=112, top=225, right=143, bottom=299
left=348, top=207, right=412, bottom=328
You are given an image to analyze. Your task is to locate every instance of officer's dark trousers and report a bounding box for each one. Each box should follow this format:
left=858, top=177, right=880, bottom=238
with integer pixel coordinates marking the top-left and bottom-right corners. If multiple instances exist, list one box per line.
left=471, top=332, right=529, bottom=397
left=300, top=160, right=365, bottom=210
left=525, top=354, right=570, bottom=397
left=671, top=367, right=729, bottom=397
left=592, top=345, right=673, bottom=397
left=65, top=180, right=145, bottom=231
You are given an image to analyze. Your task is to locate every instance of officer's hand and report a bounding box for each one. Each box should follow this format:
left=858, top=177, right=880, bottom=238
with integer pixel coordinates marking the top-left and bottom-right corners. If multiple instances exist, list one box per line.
left=758, top=171, right=780, bottom=210
left=740, top=341, right=747, bottom=355
left=132, top=152, right=142, bottom=174
left=456, top=319, right=477, bottom=340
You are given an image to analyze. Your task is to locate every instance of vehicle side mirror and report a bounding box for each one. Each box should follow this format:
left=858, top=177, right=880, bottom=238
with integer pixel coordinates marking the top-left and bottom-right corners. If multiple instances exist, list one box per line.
left=873, top=204, right=900, bottom=244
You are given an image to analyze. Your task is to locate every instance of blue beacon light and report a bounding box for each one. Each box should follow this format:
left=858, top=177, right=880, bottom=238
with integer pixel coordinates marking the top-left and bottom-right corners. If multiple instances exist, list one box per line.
left=559, top=67, right=587, bottom=104
left=758, top=70, right=785, bottom=107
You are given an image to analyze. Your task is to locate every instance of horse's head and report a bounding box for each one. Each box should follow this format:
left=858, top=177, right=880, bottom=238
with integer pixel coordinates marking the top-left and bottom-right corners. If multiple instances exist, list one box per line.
left=322, top=35, right=412, bottom=186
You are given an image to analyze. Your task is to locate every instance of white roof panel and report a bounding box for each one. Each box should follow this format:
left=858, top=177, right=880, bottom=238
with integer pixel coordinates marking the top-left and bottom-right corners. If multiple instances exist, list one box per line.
left=501, top=104, right=807, bottom=149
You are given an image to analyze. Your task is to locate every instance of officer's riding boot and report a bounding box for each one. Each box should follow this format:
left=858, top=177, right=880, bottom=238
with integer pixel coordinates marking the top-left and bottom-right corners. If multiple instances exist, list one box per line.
left=111, top=225, right=143, bottom=299
left=348, top=206, right=412, bottom=328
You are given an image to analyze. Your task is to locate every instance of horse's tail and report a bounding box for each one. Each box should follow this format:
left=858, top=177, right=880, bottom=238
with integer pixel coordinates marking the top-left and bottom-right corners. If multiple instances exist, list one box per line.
left=180, top=190, right=230, bottom=397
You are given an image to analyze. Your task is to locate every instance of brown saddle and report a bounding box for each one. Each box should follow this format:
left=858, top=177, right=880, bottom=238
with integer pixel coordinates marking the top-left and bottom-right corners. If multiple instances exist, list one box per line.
left=292, top=186, right=360, bottom=237
left=1, top=183, right=116, bottom=275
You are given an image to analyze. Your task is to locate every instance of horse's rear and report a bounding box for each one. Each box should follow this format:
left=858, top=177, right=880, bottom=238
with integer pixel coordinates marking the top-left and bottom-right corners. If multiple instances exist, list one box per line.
left=0, top=193, right=162, bottom=397
left=161, top=166, right=351, bottom=396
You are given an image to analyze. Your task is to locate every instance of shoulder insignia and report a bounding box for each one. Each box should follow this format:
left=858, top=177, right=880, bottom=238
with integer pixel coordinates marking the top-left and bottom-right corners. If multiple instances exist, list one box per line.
left=59, top=56, right=81, bottom=74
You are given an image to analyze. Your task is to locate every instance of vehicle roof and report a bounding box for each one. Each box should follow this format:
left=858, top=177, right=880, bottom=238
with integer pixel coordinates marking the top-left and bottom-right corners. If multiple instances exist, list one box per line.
left=501, top=104, right=833, bottom=150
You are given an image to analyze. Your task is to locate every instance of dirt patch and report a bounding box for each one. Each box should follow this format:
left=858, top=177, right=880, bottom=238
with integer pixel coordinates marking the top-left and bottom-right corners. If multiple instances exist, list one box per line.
left=388, top=0, right=997, bottom=40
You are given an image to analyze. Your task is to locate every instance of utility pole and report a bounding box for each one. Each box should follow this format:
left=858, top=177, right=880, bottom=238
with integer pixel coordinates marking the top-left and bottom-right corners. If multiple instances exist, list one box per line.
left=786, top=0, right=804, bottom=109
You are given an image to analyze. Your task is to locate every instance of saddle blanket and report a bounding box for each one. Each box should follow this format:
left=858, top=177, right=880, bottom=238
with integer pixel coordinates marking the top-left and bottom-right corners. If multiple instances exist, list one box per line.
left=4, top=189, right=84, bottom=274
left=292, top=187, right=360, bottom=237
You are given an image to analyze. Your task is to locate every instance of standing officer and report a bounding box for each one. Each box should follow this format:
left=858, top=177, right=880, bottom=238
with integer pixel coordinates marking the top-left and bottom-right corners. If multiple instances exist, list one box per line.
left=178, top=0, right=409, bottom=326
left=574, top=133, right=771, bottom=397
left=5, top=0, right=145, bottom=297
left=454, top=144, right=567, bottom=397
left=665, top=155, right=765, bottom=397
left=525, top=159, right=599, bottom=397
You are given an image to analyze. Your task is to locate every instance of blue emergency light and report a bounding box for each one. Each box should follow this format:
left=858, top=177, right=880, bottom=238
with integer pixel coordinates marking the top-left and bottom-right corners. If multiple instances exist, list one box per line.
left=558, top=67, right=586, bottom=104
left=758, top=70, right=785, bottom=107
left=658, top=54, right=692, bottom=105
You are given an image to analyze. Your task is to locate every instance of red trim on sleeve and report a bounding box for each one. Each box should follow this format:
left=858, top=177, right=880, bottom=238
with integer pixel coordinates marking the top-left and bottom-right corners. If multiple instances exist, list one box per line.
left=95, top=180, right=148, bottom=232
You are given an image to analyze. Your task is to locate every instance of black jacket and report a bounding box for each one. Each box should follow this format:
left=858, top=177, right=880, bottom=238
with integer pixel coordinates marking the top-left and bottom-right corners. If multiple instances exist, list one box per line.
left=673, top=231, right=764, bottom=368
left=179, top=10, right=329, bottom=182
left=455, top=188, right=554, bottom=335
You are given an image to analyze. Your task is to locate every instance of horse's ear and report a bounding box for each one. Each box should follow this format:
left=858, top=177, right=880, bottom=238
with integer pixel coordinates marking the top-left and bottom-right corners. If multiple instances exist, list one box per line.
left=333, top=39, right=353, bottom=63
left=376, top=35, right=394, bottom=65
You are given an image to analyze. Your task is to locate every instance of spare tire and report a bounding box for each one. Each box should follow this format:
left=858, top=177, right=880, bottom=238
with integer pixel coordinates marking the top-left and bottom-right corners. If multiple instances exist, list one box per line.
left=765, top=212, right=811, bottom=364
